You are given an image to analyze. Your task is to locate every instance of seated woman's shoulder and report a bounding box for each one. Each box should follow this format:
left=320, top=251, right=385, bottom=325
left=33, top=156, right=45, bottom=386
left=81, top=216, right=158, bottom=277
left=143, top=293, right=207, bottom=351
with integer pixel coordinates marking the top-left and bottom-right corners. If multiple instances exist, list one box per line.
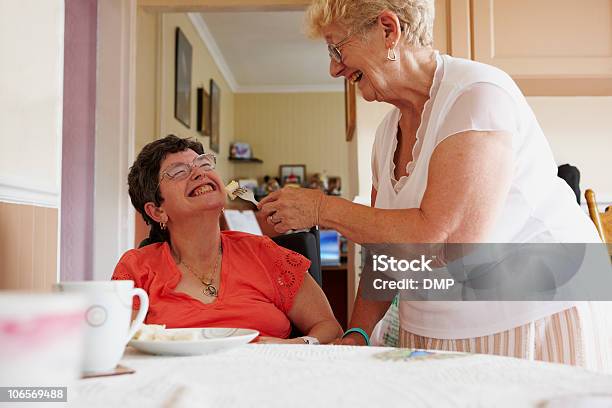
left=120, top=242, right=166, bottom=262
left=222, top=230, right=272, bottom=245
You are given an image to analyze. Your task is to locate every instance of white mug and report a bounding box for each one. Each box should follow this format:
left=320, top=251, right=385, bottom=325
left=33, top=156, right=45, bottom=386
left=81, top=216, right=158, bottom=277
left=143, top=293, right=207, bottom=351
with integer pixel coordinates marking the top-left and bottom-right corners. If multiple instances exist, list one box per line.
left=0, top=292, right=86, bottom=386
left=55, top=281, right=149, bottom=373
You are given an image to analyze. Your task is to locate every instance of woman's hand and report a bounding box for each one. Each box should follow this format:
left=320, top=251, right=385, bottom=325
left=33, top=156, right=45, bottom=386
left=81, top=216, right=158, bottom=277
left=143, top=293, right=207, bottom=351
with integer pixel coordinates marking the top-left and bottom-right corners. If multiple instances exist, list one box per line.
left=331, top=333, right=368, bottom=346
left=255, top=336, right=306, bottom=344
left=258, top=187, right=325, bottom=233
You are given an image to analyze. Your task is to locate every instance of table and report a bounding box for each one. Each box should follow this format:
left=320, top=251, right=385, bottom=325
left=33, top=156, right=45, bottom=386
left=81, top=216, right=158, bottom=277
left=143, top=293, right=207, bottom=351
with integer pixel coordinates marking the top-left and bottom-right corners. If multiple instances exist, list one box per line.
left=73, top=345, right=612, bottom=407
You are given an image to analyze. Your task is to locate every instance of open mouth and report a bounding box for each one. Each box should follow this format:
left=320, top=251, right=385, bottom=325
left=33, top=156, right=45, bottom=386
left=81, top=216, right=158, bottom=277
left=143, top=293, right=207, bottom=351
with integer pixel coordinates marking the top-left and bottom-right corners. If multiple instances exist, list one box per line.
left=349, top=70, right=363, bottom=84
left=188, top=182, right=217, bottom=197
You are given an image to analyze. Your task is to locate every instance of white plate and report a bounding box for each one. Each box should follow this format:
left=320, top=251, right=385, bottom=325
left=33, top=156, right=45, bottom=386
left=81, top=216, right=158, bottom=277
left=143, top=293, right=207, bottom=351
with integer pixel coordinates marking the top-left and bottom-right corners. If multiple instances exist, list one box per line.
left=128, top=328, right=259, bottom=356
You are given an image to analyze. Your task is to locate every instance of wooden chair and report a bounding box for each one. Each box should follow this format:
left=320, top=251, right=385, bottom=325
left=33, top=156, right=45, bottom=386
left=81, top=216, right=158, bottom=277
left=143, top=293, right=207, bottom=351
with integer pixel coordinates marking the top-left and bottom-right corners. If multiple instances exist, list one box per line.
left=585, top=189, right=612, bottom=243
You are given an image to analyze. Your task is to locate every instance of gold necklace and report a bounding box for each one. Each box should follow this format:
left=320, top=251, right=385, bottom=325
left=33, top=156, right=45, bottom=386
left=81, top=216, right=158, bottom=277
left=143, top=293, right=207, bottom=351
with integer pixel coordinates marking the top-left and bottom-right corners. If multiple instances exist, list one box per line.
left=180, top=243, right=222, bottom=298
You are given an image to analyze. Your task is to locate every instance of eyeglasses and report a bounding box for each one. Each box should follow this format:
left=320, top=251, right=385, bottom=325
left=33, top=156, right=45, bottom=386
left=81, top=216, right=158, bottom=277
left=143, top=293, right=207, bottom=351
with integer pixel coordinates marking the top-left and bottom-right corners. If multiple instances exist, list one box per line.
left=158, top=153, right=216, bottom=186
left=328, top=33, right=353, bottom=64
left=328, top=20, right=407, bottom=64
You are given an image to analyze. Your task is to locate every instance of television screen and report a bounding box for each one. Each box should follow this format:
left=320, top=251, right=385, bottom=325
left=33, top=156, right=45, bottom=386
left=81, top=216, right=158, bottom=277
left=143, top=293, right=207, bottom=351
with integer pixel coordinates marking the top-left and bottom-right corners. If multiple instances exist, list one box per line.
left=320, top=230, right=340, bottom=266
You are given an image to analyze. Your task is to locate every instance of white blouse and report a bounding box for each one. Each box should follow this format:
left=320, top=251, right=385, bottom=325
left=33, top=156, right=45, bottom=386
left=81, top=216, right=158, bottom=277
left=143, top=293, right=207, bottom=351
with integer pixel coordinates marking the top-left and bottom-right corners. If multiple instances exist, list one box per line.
left=371, top=53, right=601, bottom=339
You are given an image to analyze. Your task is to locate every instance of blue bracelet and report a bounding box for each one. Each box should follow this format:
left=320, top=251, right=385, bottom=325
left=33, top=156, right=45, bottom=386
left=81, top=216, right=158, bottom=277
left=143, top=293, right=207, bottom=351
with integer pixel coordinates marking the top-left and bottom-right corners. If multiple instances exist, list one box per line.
left=342, top=328, right=370, bottom=345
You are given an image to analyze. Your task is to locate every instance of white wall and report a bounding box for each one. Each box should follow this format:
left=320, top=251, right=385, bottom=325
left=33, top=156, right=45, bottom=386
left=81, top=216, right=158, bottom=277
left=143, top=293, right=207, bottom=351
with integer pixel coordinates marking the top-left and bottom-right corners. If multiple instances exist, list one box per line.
left=93, top=0, right=136, bottom=279
left=527, top=97, right=612, bottom=205
left=355, top=98, right=394, bottom=198
left=0, top=0, right=64, bottom=207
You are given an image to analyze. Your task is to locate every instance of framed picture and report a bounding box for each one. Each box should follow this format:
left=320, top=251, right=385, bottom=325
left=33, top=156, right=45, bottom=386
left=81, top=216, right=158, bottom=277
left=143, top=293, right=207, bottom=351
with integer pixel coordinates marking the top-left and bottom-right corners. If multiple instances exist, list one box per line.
left=345, top=79, right=356, bottom=141
left=196, top=87, right=211, bottom=136
left=229, top=142, right=252, bottom=159
left=209, top=79, right=220, bottom=153
left=174, top=28, right=192, bottom=128
left=279, top=165, right=306, bottom=187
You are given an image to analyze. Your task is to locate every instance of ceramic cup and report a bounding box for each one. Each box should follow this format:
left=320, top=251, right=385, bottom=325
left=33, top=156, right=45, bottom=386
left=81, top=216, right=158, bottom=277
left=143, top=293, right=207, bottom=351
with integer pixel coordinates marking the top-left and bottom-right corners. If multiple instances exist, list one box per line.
left=55, top=281, right=148, bottom=373
left=0, top=292, right=86, bottom=386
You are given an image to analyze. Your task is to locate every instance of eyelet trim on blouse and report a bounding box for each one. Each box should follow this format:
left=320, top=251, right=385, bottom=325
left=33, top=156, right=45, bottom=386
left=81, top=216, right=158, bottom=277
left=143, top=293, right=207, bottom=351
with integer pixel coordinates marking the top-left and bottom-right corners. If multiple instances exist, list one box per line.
left=390, top=51, right=444, bottom=192
left=269, top=242, right=309, bottom=312
left=111, top=271, right=133, bottom=281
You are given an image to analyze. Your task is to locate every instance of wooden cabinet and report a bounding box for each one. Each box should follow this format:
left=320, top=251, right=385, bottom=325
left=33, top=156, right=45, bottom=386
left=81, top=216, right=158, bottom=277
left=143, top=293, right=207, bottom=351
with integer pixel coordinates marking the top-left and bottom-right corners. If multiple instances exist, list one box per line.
left=434, top=0, right=471, bottom=59
left=436, top=0, right=612, bottom=95
left=321, top=264, right=349, bottom=329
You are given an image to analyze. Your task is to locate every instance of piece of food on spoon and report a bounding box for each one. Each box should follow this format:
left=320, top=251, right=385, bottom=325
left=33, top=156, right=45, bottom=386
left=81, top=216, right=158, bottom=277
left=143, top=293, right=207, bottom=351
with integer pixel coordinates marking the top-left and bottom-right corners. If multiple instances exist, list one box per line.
left=225, top=180, right=240, bottom=200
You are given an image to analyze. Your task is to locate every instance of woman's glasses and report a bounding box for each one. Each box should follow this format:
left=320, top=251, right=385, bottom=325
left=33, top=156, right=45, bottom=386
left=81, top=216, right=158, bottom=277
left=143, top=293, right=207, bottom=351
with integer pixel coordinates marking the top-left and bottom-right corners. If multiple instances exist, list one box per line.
left=158, top=153, right=216, bottom=185
left=328, top=33, right=353, bottom=63
left=327, top=20, right=407, bottom=64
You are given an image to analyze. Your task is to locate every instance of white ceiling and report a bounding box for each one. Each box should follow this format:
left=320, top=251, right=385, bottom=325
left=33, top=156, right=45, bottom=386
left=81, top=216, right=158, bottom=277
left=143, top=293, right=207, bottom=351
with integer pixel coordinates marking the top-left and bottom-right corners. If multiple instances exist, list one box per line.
left=196, top=11, right=343, bottom=93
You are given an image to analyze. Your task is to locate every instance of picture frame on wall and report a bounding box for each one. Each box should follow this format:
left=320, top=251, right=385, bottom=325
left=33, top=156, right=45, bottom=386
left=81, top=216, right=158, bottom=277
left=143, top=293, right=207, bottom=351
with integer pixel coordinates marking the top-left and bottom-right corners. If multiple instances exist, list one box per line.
left=209, top=79, right=221, bottom=153
left=174, top=27, right=192, bottom=128
left=196, top=87, right=211, bottom=136
left=279, top=165, right=306, bottom=187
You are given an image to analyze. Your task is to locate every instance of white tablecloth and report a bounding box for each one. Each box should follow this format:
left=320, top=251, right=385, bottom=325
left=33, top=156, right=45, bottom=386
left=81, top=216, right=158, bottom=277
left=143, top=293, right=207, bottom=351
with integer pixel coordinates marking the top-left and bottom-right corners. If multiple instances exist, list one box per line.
left=72, top=345, right=612, bottom=407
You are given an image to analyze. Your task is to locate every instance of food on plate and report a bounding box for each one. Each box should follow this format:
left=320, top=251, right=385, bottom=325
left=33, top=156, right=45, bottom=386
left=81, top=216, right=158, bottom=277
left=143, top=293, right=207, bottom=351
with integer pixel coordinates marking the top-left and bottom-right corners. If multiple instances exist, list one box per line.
left=132, top=324, right=200, bottom=341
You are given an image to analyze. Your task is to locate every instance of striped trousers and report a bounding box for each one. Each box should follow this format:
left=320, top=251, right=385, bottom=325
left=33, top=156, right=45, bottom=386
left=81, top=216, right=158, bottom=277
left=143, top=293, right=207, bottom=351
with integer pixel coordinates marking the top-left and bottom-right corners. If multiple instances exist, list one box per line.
left=399, top=304, right=610, bottom=371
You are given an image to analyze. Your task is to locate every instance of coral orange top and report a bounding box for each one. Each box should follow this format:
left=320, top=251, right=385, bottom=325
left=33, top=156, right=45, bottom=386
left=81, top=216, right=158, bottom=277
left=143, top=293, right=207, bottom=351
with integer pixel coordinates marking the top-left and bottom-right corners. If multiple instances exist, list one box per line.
left=111, top=231, right=310, bottom=338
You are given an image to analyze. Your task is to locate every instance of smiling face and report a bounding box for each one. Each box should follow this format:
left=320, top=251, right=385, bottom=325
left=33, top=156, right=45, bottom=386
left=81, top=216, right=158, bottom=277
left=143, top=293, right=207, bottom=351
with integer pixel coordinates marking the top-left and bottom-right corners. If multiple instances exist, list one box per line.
left=324, top=21, right=390, bottom=102
left=146, top=149, right=225, bottom=227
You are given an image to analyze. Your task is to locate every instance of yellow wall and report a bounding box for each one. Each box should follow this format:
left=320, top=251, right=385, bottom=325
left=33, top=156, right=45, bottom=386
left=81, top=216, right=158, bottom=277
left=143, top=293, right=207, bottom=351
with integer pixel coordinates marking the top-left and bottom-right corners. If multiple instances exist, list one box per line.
left=234, top=92, right=348, bottom=197
left=160, top=13, right=234, bottom=179
left=136, top=13, right=348, bottom=201
left=135, top=11, right=234, bottom=180
left=135, top=9, right=159, bottom=153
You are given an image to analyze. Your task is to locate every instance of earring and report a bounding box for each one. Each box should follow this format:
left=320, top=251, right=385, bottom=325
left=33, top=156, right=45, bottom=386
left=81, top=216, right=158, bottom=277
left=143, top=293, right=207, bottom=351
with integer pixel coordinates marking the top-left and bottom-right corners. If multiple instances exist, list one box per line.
left=387, top=46, right=398, bottom=61
left=160, top=221, right=167, bottom=230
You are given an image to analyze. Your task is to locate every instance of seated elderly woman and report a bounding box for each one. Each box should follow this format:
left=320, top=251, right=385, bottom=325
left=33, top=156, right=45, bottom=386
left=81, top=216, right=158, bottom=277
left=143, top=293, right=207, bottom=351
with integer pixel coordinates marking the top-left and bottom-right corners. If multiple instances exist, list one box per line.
left=111, top=135, right=342, bottom=344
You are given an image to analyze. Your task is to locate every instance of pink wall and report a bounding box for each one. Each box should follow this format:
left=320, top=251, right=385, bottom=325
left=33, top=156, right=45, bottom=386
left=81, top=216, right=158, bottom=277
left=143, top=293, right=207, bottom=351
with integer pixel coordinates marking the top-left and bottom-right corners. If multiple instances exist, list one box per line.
left=60, top=0, right=97, bottom=281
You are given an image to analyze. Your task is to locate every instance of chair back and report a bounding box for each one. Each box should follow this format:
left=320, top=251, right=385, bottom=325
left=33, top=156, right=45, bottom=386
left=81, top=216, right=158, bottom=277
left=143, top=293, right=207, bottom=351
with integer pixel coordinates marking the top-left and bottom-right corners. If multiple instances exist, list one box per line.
left=585, top=189, right=612, bottom=243
left=558, top=164, right=581, bottom=204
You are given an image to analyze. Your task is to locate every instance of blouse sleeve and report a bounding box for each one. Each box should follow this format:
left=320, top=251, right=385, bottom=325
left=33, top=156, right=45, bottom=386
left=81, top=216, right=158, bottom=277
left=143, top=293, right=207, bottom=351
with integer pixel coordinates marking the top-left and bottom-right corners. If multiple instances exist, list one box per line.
left=436, top=82, right=519, bottom=145
left=259, top=236, right=311, bottom=314
left=111, top=252, right=144, bottom=310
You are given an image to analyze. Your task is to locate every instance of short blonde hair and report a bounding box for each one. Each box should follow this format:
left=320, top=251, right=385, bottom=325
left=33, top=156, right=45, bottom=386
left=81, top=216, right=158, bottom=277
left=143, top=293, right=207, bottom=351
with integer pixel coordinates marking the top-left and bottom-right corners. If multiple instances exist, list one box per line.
left=306, top=0, right=434, bottom=47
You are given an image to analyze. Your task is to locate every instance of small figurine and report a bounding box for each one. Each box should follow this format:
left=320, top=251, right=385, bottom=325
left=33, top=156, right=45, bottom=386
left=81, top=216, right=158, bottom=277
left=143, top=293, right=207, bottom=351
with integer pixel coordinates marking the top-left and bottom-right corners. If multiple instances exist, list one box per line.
left=326, top=176, right=342, bottom=196
left=263, top=175, right=281, bottom=194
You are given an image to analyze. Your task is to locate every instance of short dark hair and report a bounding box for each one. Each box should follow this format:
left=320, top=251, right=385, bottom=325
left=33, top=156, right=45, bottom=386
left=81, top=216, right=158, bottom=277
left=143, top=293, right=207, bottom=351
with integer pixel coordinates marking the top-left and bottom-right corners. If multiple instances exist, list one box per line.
left=128, top=135, right=204, bottom=241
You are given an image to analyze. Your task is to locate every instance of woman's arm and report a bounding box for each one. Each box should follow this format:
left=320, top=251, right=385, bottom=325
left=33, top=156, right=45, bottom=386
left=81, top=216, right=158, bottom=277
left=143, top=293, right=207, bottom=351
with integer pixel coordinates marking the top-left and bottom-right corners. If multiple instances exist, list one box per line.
left=258, top=273, right=343, bottom=344
left=339, top=284, right=391, bottom=345
left=337, top=185, right=391, bottom=345
left=260, top=130, right=512, bottom=245
left=324, top=130, right=512, bottom=243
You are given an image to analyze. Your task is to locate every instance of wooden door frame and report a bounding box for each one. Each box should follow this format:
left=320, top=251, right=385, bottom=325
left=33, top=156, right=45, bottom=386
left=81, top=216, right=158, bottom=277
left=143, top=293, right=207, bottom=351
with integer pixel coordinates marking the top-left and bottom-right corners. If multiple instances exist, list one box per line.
left=138, top=0, right=309, bottom=12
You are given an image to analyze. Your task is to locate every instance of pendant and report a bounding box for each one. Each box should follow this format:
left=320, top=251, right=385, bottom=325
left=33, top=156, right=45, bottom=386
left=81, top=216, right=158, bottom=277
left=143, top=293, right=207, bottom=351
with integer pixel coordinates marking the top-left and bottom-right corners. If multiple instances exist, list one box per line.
left=203, top=283, right=218, bottom=297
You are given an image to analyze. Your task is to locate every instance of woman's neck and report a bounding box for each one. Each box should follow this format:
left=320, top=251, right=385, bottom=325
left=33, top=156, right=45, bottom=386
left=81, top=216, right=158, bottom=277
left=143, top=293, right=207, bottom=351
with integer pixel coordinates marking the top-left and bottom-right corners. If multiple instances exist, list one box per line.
left=385, top=47, right=437, bottom=119
left=168, top=212, right=222, bottom=269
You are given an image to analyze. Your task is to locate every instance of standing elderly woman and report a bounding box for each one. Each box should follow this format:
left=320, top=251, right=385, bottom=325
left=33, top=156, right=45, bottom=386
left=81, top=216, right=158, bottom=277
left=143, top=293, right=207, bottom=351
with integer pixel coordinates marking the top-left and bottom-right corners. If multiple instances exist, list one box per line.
left=259, top=0, right=606, bottom=367
left=112, top=135, right=342, bottom=344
